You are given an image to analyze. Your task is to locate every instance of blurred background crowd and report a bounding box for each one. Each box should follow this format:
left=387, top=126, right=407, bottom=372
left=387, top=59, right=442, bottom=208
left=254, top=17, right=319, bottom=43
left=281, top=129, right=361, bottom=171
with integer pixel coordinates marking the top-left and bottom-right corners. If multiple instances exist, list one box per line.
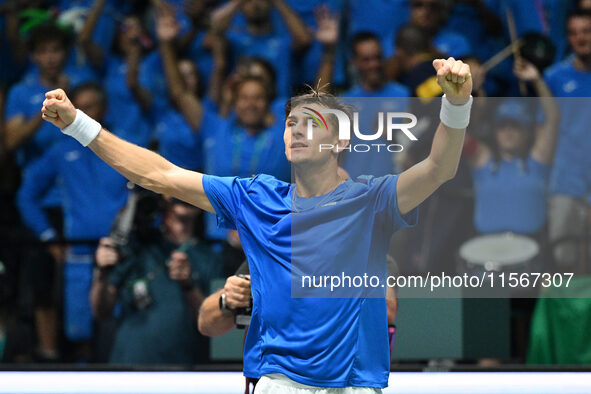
left=1, top=0, right=591, bottom=369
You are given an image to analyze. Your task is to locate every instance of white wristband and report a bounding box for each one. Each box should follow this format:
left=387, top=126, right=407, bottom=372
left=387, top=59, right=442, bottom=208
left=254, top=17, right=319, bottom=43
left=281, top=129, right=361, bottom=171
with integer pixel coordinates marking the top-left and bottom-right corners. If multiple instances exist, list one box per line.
left=61, top=109, right=102, bottom=146
left=440, top=94, right=473, bottom=129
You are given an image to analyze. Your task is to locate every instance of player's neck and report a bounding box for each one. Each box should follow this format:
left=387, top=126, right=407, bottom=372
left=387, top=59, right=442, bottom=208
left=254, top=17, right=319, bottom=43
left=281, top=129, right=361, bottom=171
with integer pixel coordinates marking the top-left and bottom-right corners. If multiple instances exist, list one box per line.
left=294, top=163, right=343, bottom=198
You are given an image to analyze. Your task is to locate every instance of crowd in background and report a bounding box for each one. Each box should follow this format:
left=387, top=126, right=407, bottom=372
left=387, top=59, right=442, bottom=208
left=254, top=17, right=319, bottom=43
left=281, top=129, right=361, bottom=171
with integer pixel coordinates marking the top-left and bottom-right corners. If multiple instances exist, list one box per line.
left=1, top=0, right=591, bottom=366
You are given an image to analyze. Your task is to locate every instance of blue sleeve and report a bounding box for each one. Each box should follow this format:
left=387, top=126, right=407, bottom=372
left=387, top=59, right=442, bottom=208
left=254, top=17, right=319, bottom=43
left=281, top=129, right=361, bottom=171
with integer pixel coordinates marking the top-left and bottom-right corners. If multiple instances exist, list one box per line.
left=528, top=156, right=551, bottom=180
left=202, top=175, right=243, bottom=230
left=5, top=84, right=25, bottom=119
left=92, top=12, right=117, bottom=53
left=372, top=174, right=418, bottom=233
left=199, top=107, right=223, bottom=139
left=543, top=67, right=562, bottom=97
left=16, top=147, right=61, bottom=239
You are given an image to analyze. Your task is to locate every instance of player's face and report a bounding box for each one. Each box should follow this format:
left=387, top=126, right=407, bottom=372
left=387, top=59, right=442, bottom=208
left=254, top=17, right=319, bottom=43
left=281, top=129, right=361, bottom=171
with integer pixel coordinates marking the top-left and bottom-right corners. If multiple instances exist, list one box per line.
left=73, top=90, right=106, bottom=122
left=235, top=80, right=269, bottom=129
left=568, top=17, right=591, bottom=58
left=495, top=123, right=529, bottom=155
left=32, top=40, right=66, bottom=78
left=284, top=103, right=345, bottom=166
left=353, top=40, right=384, bottom=88
left=410, top=0, right=443, bottom=31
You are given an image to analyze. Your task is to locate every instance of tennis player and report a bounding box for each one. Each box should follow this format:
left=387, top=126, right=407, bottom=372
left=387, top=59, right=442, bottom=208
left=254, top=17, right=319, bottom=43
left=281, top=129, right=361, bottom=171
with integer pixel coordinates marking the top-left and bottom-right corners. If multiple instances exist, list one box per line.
left=41, top=57, right=472, bottom=393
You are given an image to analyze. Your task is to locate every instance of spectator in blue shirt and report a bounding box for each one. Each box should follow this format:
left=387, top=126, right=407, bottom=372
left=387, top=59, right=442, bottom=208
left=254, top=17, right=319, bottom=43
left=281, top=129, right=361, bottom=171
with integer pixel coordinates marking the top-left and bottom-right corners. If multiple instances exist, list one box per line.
left=544, top=9, right=591, bottom=269
left=218, top=56, right=283, bottom=119
left=80, top=8, right=154, bottom=137
left=444, top=0, right=504, bottom=62
left=342, top=32, right=410, bottom=179
left=174, top=0, right=219, bottom=91
left=58, top=0, right=128, bottom=72
left=348, top=0, right=409, bottom=55
left=153, top=12, right=289, bottom=241
left=5, top=23, right=94, bottom=169
left=469, top=60, right=559, bottom=236
left=17, top=83, right=148, bottom=351
left=210, top=0, right=311, bottom=98
left=381, top=0, right=472, bottom=59
left=154, top=10, right=206, bottom=171
left=202, top=75, right=291, bottom=240
left=3, top=21, right=80, bottom=363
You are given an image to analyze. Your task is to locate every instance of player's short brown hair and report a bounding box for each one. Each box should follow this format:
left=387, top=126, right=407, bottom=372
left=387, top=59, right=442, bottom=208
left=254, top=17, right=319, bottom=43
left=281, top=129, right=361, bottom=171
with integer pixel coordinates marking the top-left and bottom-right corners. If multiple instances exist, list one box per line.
left=284, top=86, right=355, bottom=134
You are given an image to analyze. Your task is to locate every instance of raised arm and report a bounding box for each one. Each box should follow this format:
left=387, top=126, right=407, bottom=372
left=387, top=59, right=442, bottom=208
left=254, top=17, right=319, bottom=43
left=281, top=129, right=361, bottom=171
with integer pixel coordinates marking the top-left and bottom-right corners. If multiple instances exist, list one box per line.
left=513, top=58, right=560, bottom=164
left=156, top=12, right=204, bottom=131
left=313, top=6, right=339, bottom=89
left=272, top=0, right=312, bottom=50
left=78, top=0, right=108, bottom=69
left=41, top=89, right=214, bottom=213
left=210, top=0, right=244, bottom=35
left=396, top=58, right=472, bottom=215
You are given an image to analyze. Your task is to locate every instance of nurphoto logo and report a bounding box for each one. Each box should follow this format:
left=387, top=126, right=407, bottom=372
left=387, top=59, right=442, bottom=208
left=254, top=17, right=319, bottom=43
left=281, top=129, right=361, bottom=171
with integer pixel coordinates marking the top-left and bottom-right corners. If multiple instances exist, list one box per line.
left=302, top=106, right=418, bottom=153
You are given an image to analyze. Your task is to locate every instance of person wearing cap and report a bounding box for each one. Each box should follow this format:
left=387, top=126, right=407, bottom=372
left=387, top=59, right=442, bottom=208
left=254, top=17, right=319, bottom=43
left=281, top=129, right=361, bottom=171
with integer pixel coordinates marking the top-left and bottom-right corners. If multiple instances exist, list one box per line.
left=468, top=58, right=559, bottom=237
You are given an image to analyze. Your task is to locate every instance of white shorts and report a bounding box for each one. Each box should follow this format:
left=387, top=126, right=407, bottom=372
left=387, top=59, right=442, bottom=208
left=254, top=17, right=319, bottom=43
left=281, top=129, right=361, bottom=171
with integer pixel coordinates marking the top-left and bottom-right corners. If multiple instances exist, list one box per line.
left=255, top=373, right=383, bottom=394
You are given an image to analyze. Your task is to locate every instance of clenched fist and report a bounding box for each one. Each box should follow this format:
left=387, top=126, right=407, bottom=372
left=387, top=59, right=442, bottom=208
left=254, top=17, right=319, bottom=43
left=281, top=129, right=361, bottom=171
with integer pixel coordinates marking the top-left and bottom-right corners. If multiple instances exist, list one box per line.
left=223, top=275, right=251, bottom=310
left=41, top=88, right=77, bottom=129
left=432, top=58, right=472, bottom=105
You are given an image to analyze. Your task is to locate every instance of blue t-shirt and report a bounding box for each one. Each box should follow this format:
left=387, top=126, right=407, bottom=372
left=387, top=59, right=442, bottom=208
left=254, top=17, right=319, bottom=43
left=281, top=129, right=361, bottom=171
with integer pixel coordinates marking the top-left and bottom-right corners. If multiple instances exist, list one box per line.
left=473, top=156, right=550, bottom=234
left=203, top=174, right=417, bottom=388
left=6, top=78, right=67, bottom=170
left=187, top=30, right=214, bottom=89
left=5, top=68, right=95, bottom=168
left=102, top=56, right=152, bottom=139
left=6, top=69, right=95, bottom=208
left=342, top=83, right=410, bottom=178
left=201, top=110, right=290, bottom=240
left=544, top=58, right=591, bottom=199
left=17, top=139, right=128, bottom=242
left=488, top=0, right=544, bottom=36
left=202, top=110, right=290, bottom=182
left=385, top=26, right=471, bottom=59
left=16, top=120, right=149, bottom=244
left=156, top=109, right=203, bottom=171
left=348, top=0, right=409, bottom=59
left=226, top=28, right=292, bottom=98
left=149, top=3, right=214, bottom=89
left=138, top=51, right=171, bottom=117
